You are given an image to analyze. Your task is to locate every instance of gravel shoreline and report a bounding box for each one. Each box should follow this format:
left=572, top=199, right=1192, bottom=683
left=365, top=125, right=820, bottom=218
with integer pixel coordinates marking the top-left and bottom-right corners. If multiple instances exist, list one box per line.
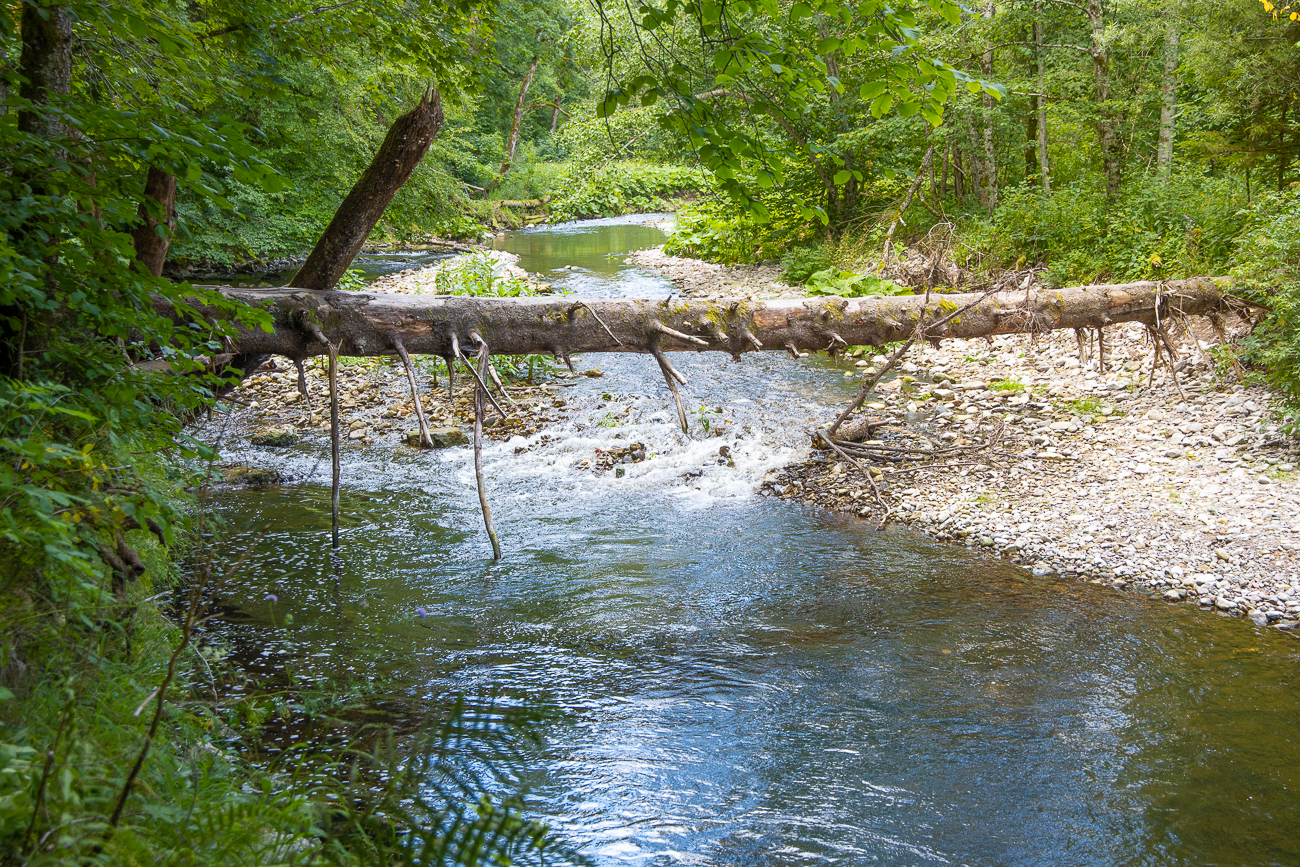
left=633, top=246, right=1300, bottom=631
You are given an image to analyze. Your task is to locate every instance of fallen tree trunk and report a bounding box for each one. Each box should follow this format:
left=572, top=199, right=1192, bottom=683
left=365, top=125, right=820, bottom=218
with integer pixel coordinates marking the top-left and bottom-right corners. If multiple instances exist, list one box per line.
left=206, top=277, right=1239, bottom=362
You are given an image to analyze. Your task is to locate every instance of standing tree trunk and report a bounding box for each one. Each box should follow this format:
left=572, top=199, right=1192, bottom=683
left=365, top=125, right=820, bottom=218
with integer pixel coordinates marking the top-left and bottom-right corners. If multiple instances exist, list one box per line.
left=498, top=55, right=540, bottom=182
left=2, top=3, right=73, bottom=378
left=981, top=1, right=998, bottom=209
left=964, top=117, right=987, bottom=207
left=290, top=88, right=444, bottom=291
left=1156, top=19, right=1179, bottom=179
left=1034, top=7, right=1051, bottom=194
left=132, top=167, right=177, bottom=277
left=1086, top=0, right=1121, bottom=197
left=16, top=3, right=72, bottom=143
left=1278, top=98, right=1291, bottom=191
left=954, top=146, right=965, bottom=200
left=1025, top=106, right=1038, bottom=185
left=940, top=140, right=950, bottom=197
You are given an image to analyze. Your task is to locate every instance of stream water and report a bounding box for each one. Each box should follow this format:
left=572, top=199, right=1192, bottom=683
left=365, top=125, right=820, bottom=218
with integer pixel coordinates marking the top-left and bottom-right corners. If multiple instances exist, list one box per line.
left=208, top=215, right=1300, bottom=866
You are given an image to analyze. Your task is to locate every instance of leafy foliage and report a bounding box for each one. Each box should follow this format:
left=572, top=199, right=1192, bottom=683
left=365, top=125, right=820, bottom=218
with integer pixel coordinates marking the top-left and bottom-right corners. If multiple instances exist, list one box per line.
left=1230, top=189, right=1300, bottom=430
left=548, top=161, right=707, bottom=221
left=805, top=269, right=908, bottom=297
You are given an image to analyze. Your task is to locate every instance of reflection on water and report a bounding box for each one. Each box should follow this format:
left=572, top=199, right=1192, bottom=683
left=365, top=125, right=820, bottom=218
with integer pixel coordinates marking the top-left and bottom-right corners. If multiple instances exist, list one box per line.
left=208, top=215, right=1300, bottom=866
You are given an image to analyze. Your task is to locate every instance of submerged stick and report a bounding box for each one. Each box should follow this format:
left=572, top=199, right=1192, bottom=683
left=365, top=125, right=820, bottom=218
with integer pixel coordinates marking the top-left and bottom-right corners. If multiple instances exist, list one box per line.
left=328, top=343, right=341, bottom=549
left=391, top=335, right=433, bottom=448
left=473, top=343, right=502, bottom=561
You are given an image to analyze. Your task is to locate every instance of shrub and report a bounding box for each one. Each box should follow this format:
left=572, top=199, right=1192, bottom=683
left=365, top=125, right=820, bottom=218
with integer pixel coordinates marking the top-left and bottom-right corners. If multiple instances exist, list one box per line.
left=548, top=161, right=707, bottom=222
left=1230, top=188, right=1300, bottom=430
left=780, top=245, right=834, bottom=285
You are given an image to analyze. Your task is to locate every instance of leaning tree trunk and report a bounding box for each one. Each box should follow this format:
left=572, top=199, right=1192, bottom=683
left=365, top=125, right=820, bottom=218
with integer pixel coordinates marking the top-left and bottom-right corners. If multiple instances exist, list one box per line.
left=186, top=278, right=1237, bottom=363
left=289, top=87, right=444, bottom=292
left=498, top=56, right=540, bottom=182
left=132, top=167, right=177, bottom=277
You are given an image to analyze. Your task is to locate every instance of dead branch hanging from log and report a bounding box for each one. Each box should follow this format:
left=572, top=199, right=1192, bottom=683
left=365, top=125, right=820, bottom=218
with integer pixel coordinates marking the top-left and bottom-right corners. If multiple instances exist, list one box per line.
left=391, top=334, right=433, bottom=448
left=472, top=340, right=502, bottom=561
left=328, top=343, right=341, bottom=550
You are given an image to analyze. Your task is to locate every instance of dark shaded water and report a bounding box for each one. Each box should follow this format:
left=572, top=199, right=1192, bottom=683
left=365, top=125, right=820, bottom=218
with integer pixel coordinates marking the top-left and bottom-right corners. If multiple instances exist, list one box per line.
left=208, top=215, right=1300, bottom=866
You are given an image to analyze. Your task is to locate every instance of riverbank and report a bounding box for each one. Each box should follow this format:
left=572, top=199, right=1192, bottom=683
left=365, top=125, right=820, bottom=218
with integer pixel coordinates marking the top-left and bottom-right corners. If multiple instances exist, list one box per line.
left=631, top=247, right=1300, bottom=631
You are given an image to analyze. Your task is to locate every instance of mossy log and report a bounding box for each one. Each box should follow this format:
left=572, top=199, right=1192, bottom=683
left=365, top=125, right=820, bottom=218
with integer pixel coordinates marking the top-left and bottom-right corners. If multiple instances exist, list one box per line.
left=204, top=277, right=1239, bottom=362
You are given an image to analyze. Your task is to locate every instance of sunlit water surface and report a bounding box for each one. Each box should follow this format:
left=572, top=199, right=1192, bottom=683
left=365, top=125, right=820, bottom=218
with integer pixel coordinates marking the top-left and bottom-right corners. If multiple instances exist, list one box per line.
left=207, top=215, right=1300, bottom=866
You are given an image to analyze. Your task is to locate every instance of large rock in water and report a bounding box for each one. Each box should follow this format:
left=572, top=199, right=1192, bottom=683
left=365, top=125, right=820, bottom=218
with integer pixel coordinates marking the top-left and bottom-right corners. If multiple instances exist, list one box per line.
left=250, top=425, right=298, bottom=447
left=405, top=427, right=468, bottom=448
left=220, top=465, right=281, bottom=486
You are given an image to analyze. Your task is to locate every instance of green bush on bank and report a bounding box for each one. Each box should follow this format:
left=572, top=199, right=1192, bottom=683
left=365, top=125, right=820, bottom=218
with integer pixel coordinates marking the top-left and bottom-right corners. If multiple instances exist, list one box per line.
left=548, top=161, right=708, bottom=222
left=1230, top=188, right=1300, bottom=431
left=663, top=193, right=818, bottom=264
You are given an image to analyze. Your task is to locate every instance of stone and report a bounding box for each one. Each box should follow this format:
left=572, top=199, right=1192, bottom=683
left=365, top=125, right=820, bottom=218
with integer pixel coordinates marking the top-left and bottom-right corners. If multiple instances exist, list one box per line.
left=220, top=465, right=280, bottom=486
left=582, top=369, right=603, bottom=378
left=404, top=427, right=469, bottom=448
left=250, top=425, right=298, bottom=447
left=1249, top=609, right=1270, bottom=627
left=429, top=427, right=469, bottom=447
left=1163, top=588, right=1186, bottom=601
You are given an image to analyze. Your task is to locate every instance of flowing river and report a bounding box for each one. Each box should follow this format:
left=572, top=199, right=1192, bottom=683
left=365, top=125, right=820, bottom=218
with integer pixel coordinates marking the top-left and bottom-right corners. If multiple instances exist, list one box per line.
left=208, top=216, right=1300, bottom=866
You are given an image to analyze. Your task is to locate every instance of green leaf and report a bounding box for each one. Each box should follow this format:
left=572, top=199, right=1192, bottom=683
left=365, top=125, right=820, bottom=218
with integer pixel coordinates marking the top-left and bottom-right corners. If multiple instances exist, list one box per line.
left=859, top=80, right=888, bottom=100
left=791, top=2, right=812, bottom=20
left=833, top=170, right=852, bottom=184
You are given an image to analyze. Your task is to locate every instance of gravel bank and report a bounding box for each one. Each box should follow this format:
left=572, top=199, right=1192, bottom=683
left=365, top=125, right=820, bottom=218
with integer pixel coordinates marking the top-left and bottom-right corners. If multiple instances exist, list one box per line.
left=633, top=249, right=1300, bottom=631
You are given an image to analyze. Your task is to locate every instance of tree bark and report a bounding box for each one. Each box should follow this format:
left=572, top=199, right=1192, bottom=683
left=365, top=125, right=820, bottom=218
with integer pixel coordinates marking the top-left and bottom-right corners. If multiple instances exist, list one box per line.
left=940, top=141, right=950, bottom=197
left=1034, top=8, right=1051, bottom=194
left=1025, top=105, right=1037, bottom=185
left=17, top=3, right=72, bottom=143
left=499, top=55, right=540, bottom=181
left=3, top=3, right=73, bottom=378
left=964, top=117, right=987, bottom=207
left=132, top=167, right=177, bottom=277
left=1156, top=20, right=1179, bottom=179
left=192, top=279, right=1237, bottom=362
left=1086, top=0, right=1121, bottom=197
left=289, top=87, right=444, bottom=291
